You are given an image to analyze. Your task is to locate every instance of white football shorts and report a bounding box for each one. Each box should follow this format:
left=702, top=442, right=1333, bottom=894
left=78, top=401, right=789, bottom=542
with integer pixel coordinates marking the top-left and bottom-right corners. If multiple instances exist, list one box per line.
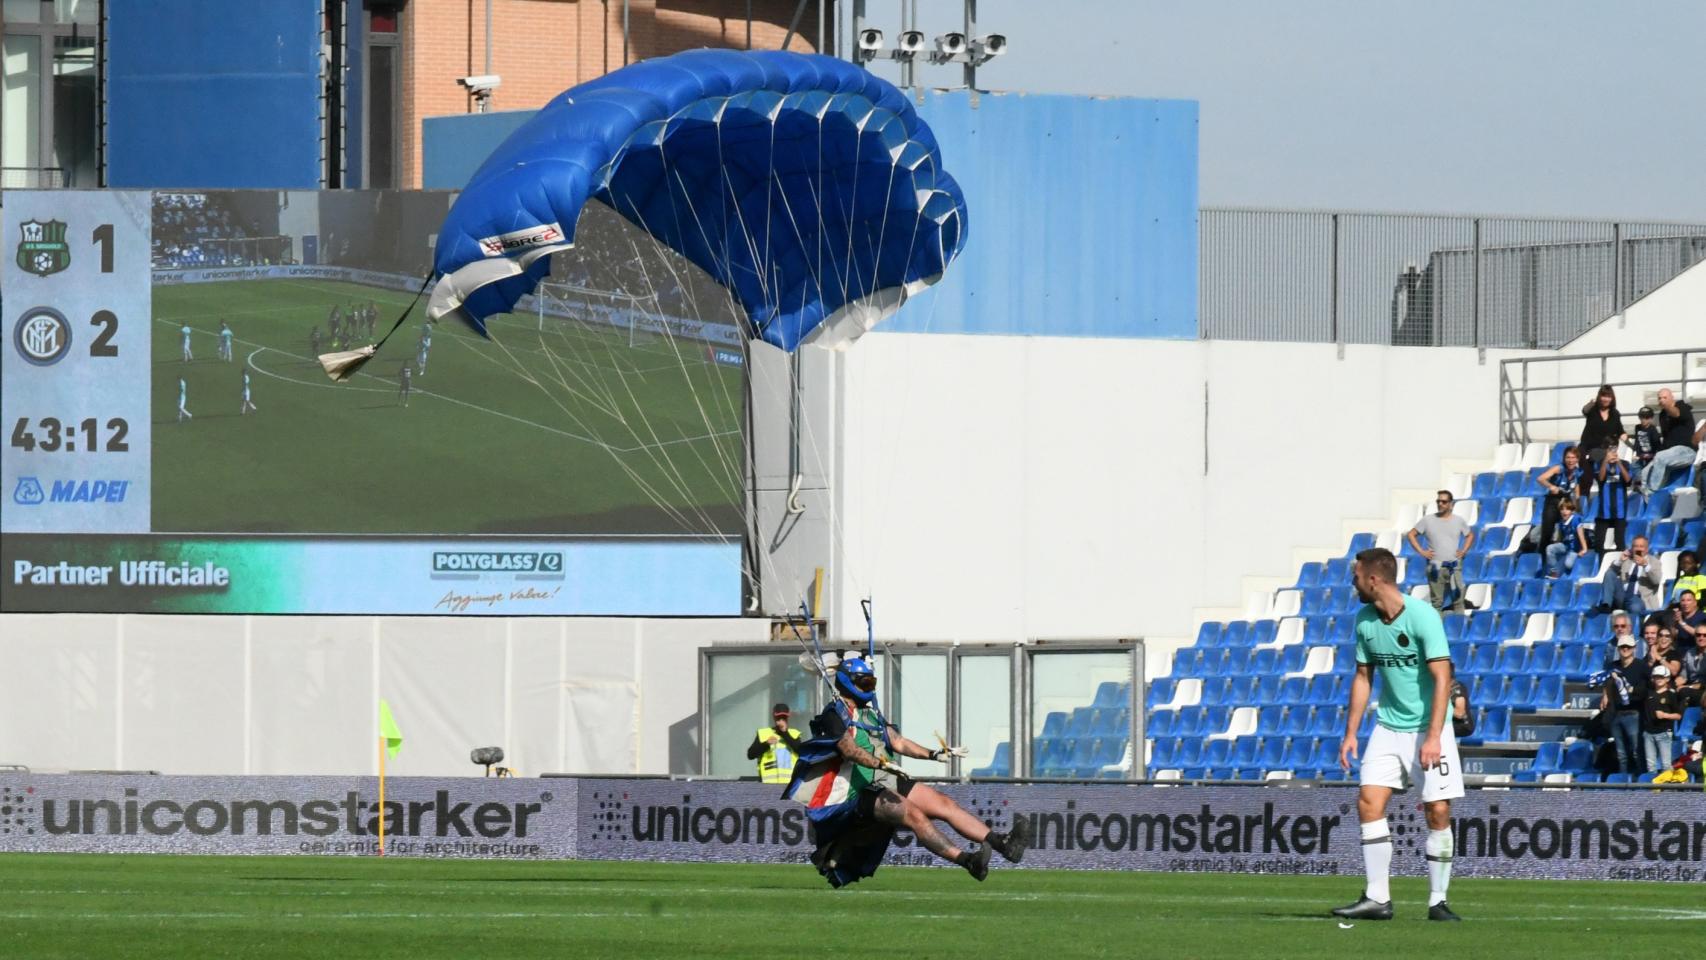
left=1358, top=723, right=1466, bottom=801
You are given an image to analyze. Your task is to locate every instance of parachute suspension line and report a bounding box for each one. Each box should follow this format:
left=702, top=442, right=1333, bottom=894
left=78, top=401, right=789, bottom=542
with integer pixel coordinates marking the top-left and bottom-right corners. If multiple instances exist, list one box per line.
left=317, top=270, right=435, bottom=382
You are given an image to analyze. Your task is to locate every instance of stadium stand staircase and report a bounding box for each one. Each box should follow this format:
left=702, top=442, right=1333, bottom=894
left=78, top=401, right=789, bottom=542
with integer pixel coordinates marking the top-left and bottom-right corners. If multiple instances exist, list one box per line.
left=969, top=438, right=1704, bottom=783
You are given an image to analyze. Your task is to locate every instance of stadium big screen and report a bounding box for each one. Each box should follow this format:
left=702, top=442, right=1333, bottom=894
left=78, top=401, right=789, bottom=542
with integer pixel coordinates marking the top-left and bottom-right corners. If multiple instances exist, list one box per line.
left=2, top=190, right=747, bottom=615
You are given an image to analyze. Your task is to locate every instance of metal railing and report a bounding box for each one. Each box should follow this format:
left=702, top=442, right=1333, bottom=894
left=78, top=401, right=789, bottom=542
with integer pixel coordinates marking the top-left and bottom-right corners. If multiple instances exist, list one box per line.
left=1202, top=208, right=1706, bottom=348
left=1498, top=347, right=1706, bottom=444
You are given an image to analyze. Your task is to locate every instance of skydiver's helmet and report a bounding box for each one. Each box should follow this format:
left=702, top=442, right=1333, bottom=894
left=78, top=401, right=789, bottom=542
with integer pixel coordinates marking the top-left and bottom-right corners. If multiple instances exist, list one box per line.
left=835, top=656, right=878, bottom=705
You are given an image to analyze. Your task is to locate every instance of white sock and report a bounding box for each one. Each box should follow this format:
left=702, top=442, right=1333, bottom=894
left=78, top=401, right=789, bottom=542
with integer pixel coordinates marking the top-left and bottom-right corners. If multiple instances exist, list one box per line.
left=1360, top=818, right=1392, bottom=902
left=1426, top=827, right=1453, bottom=906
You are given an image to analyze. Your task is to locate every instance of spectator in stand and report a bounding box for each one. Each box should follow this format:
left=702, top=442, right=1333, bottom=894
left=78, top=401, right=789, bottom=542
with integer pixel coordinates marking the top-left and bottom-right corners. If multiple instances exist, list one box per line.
left=1408, top=490, right=1475, bottom=611
left=1680, top=625, right=1706, bottom=707
left=1641, top=665, right=1683, bottom=773
left=1600, top=633, right=1651, bottom=775
left=1642, top=388, right=1696, bottom=493
left=1671, top=552, right=1705, bottom=605
left=1603, top=612, right=1639, bottom=668
left=1691, top=420, right=1706, bottom=502
left=1592, top=442, right=1633, bottom=552
left=1578, top=384, right=1627, bottom=470
left=1643, top=622, right=1683, bottom=678
left=1543, top=497, right=1590, bottom=579
left=1529, top=446, right=1590, bottom=555
left=1663, top=590, right=1705, bottom=649
left=1596, top=536, right=1662, bottom=620
left=1628, top=406, right=1661, bottom=489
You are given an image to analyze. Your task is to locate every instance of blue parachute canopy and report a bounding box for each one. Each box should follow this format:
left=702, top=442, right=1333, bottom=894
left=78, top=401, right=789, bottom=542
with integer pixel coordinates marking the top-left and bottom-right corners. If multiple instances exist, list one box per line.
left=427, top=49, right=967, bottom=352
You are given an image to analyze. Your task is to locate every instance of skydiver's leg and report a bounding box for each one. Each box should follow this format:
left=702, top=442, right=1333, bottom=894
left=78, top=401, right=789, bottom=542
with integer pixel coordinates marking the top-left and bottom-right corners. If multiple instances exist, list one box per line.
left=905, top=783, right=1029, bottom=862
left=870, top=789, right=964, bottom=863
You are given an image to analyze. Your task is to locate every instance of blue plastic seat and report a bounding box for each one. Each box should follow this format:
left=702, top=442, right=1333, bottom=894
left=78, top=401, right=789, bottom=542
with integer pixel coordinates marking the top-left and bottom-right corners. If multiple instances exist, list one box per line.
left=1650, top=520, right=1680, bottom=552
left=1201, top=648, right=1232, bottom=677
left=1459, top=555, right=1487, bottom=581
left=1302, top=617, right=1332, bottom=645
left=1347, top=532, right=1376, bottom=555
left=1147, top=709, right=1177, bottom=737
left=1479, top=706, right=1512, bottom=742
left=1553, top=613, right=1583, bottom=642
left=1527, top=645, right=1558, bottom=674
left=1472, top=472, right=1497, bottom=498
left=1497, top=470, right=1528, bottom=497
left=1498, top=675, right=1537, bottom=708
left=1174, top=648, right=1204, bottom=677
left=1278, top=676, right=1309, bottom=704
left=1222, top=676, right=1256, bottom=706
left=1323, top=557, right=1351, bottom=584
left=1258, top=736, right=1287, bottom=768
left=1278, top=645, right=1307, bottom=674
left=1067, top=707, right=1097, bottom=738
left=1561, top=740, right=1595, bottom=771
left=1282, top=706, right=1312, bottom=736
left=1294, top=562, right=1323, bottom=589
left=1327, top=618, right=1355, bottom=644
left=1180, top=767, right=1208, bottom=780
left=1558, top=643, right=1593, bottom=680
left=1532, top=675, right=1564, bottom=709
left=1254, top=674, right=1282, bottom=704
left=1466, top=613, right=1499, bottom=643
left=1150, top=738, right=1178, bottom=767
left=1475, top=497, right=1504, bottom=529
left=1221, top=621, right=1250, bottom=648
left=1204, top=706, right=1231, bottom=735
left=1301, top=587, right=1329, bottom=613
left=1175, top=706, right=1207, bottom=738
left=1482, top=553, right=1513, bottom=580
left=1569, top=552, right=1600, bottom=581
left=1202, top=739, right=1232, bottom=766
left=1626, top=518, right=1651, bottom=544
left=1469, top=643, right=1498, bottom=672
left=971, top=742, right=1012, bottom=777
left=1246, top=620, right=1277, bottom=648
left=1512, top=770, right=1541, bottom=783
left=1248, top=648, right=1279, bottom=677
left=1194, top=621, right=1223, bottom=647
left=1443, top=613, right=1469, bottom=642
left=1495, top=644, right=1530, bottom=674
left=1488, top=581, right=1520, bottom=611
left=1513, top=552, right=1542, bottom=580
left=1230, top=737, right=1259, bottom=766
left=1478, top=527, right=1511, bottom=555
left=1093, top=708, right=1129, bottom=737
left=1093, top=681, right=1126, bottom=708
left=1333, top=641, right=1357, bottom=672
left=1605, top=773, right=1632, bottom=784
left=1309, top=705, right=1344, bottom=737
left=1147, top=677, right=1177, bottom=708
left=1283, top=736, right=1318, bottom=769
left=1256, top=705, right=1286, bottom=736
left=1306, top=674, right=1337, bottom=705
left=1041, top=711, right=1069, bottom=738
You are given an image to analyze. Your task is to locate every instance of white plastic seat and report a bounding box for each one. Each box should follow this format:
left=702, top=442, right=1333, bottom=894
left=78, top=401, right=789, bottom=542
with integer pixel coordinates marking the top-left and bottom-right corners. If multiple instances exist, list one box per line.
left=1507, top=612, right=1553, bottom=647
left=1408, top=584, right=1431, bottom=601
left=1245, top=591, right=1274, bottom=620
left=1264, top=770, right=1294, bottom=781
left=1155, top=769, right=1183, bottom=781
left=1267, top=617, right=1304, bottom=650
left=1661, top=551, right=1679, bottom=584
left=1447, top=473, right=1473, bottom=500
left=1103, top=741, right=1136, bottom=777
left=1670, top=488, right=1702, bottom=522
left=1393, top=502, right=1424, bottom=532
left=1456, top=500, right=1480, bottom=526
left=1492, top=524, right=1529, bottom=555
left=1285, top=645, right=1335, bottom=678
left=1374, top=530, right=1401, bottom=553
left=1208, top=705, right=1258, bottom=741
left=1492, top=443, right=1523, bottom=472
left=1160, top=677, right=1202, bottom=710
left=1269, top=590, right=1302, bottom=619
left=1520, top=442, right=1552, bottom=470
left=1464, top=582, right=1493, bottom=611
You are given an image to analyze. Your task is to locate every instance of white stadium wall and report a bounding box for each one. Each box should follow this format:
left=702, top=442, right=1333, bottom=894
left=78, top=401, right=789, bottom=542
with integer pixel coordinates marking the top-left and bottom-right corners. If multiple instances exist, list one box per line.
left=828, top=334, right=1524, bottom=642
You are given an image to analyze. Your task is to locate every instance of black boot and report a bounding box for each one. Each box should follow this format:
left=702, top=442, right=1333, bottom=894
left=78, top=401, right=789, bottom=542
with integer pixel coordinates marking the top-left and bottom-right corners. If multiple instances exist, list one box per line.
left=987, top=818, right=1032, bottom=864
left=956, top=844, right=993, bottom=881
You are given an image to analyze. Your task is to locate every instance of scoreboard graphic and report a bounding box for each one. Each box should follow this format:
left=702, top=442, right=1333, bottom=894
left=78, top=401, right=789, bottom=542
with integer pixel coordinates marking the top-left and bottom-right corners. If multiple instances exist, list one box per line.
left=1, top=190, right=743, bottom=616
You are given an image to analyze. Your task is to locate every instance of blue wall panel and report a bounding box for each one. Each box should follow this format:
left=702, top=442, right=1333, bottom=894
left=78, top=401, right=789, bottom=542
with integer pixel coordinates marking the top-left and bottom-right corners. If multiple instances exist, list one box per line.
left=420, top=89, right=1198, bottom=339
left=107, top=1, right=323, bottom=188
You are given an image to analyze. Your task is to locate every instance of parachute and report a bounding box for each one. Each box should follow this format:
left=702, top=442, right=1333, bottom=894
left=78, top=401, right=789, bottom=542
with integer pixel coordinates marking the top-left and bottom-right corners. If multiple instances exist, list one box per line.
left=427, top=49, right=968, bottom=352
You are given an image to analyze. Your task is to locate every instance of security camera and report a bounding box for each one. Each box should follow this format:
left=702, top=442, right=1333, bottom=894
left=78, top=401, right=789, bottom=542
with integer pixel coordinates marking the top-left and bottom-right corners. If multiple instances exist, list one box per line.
left=896, top=30, right=925, bottom=55
left=857, top=28, right=885, bottom=52
left=934, top=32, right=967, bottom=57
left=972, top=34, right=1007, bottom=60
left=458, top=75, right=502, bottom=93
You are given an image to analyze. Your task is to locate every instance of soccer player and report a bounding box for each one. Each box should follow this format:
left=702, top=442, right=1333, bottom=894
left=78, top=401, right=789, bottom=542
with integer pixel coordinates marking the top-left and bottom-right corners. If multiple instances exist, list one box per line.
left=398, top=363, right=412, bottom=407
left=176, top=377, right=192, bottom=421
left=240, top=367, right=257, bottom=415
left=309, top=326, right=322, bottom=358
left=416, top=327, right=432, bottom=376
left=218, top=319, right=234, bottom=362
left=180, top=323, right=194, bottom=362
left=1333, top=546, right=1464, bottom=922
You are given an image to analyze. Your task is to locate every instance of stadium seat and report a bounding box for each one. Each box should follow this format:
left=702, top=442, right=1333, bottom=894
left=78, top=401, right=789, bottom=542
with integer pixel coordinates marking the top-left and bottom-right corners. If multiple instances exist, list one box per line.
left=1146, top=709, right=1177, bottom=738
left=1093, top=681, right=1127, bottom=708
left=1482, top=553, right=1514, bottom=581
left=971, top=742, right=1012, bottom=777
left=1195, top=621, right=1224, bottom=647
left=1472, top=472, right=1498, bottom=499
left=1347, top=532, right=1377, bottom=555
left=1257, top=737, right=1287, bottom=768
left=1198, top=677, right=1232, bottom=706
left=1204, top=706, right=1232, bottom=736
left=1605, top=773, right=1632, bottom=784
left=1146, top=678, right=1177, bottom=709
left=1326, top=618, right=1355, bottom=645
left=1247, top=619, right=1277, bottom=648
left=1150, top=738, right=1179, bottom=768
left=1323, top=557, right=1350, bottom=584
left=1277, top=645, right=1308, bottom=674
left=1487, top=581, right=1520, bottom=611
left=1254, top=674, right=1282, bottom=704
left=1067, top=707, right=1097, bottom=738
left=1221, top=621, right=1250, bottom=648
left=1175, top=706, right=1208, bottom=738
left=1512, top=551, right=1542, bottom=578
left=1309, top=706, right=1344, bottom=737
left=1532, top=675, right=1564, bottom=709
left=1469, top=643, right=1497, bottom=672
left=1478, top=527, right=1512, bottom=554
left=1275, top=706, right=1307, bottom=737
left=1497, top=676, right=1537, bottom=708
left=1650, top=520, right=1680, bottom=552
left=1282, top=737, right=1318, bottom=769
left=1552, top=613, right=1584, bottom=642
left=1459, top=555, right=1486, bottom=581
left=1496, top=471, right=1528, bottom=497
left=1494, top=644, right=1529, bottom=674
left=1230, top=737, right=1259, bottom=767
left=1201, top=649, right=1233, bottom=677
left=1293, top=562, right=1323, bottom=589
left=1202, top=739, right=1232, bottom=767
left=1278, top=676, right=1309, bottom=704
left=1560, top=740, right=1595, bottom=771
left=1305, top=674, right=1337, bottom=705
left=1247, top=648, right=1279, bottom=677
left=1255, top=705, right=1286, bottom=736
left=1094, top=708, right=1131, bottom=737
left=1527, top=644, right=1558, bottom=674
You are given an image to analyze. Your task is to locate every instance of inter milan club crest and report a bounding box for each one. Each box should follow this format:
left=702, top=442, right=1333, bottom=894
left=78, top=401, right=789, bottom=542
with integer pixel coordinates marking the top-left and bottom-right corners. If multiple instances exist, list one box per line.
left=16, top=219, right=71, bottom=277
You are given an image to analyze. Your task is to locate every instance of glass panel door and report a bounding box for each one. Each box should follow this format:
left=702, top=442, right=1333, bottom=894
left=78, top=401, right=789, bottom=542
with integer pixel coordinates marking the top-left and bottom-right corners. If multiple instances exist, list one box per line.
left=1029, top=650, right=1134, bottom=779
left=954, top=653, right=1012, bottom=777
left=891, top=653, right=947, bottom=775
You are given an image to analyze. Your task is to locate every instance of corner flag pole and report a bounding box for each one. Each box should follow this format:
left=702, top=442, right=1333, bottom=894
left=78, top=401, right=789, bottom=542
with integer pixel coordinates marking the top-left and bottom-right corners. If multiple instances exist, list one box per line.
left=377, top=734, right=387, bottom=856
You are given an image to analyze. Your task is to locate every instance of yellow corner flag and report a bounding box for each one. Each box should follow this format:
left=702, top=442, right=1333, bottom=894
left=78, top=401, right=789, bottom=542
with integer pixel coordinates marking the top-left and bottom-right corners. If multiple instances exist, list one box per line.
left=378, top=699, right=404, bottom=758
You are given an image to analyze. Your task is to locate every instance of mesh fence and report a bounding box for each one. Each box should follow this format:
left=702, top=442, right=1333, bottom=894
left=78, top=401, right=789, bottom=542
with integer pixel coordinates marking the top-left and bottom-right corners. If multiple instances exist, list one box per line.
left=1201, top=208, right=1706, bottom=348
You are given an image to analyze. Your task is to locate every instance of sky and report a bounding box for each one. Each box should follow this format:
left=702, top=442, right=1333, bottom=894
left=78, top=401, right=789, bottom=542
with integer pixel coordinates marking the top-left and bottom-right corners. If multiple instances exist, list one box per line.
left=856, top=0, right=1706, bottom=221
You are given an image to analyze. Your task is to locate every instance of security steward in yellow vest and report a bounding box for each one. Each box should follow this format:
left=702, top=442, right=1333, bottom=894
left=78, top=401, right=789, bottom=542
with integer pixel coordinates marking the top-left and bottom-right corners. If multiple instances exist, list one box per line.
left=747, top=702, right=803, bottom=784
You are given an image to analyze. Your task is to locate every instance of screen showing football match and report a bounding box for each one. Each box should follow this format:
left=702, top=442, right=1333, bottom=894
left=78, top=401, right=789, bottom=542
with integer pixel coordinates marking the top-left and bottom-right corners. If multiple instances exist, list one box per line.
left=2, top=190, right=747, bottom=615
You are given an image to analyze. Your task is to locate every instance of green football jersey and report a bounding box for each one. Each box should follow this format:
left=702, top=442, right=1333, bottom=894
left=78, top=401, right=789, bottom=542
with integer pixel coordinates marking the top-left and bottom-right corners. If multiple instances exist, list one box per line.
left=1354, top=595, right=1452, bottom=733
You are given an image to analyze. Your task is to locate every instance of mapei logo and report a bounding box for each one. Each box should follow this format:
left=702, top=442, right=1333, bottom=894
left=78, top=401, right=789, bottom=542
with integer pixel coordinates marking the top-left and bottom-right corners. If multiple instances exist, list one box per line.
left=50, top=479, right=131, bottom=504
left=15, top=219, right=70, bottom=277
left=12, top=477, right=45, bottom=506
left=477, top=222, right=564, bottom=257
left=13, top=306, right=72, bottom=365
left=431, top=551, right=563, bottom=574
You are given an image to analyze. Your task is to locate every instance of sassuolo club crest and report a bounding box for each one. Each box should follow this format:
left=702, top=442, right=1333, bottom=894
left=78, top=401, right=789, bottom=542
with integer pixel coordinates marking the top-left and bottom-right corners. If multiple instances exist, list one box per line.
left=16, top=219, right=71, bottom=277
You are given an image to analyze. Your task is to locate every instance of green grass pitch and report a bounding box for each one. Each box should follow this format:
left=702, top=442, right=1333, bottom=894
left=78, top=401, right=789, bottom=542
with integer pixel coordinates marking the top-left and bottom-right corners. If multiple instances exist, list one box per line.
left=149, top=278, right=745, bottom=536
left=3, top=853, right=1693, bottom=960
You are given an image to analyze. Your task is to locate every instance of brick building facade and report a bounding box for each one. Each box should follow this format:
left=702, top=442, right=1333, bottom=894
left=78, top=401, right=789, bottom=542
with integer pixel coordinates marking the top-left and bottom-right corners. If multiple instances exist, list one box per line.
left=386, top=0, right=825, bottom=187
